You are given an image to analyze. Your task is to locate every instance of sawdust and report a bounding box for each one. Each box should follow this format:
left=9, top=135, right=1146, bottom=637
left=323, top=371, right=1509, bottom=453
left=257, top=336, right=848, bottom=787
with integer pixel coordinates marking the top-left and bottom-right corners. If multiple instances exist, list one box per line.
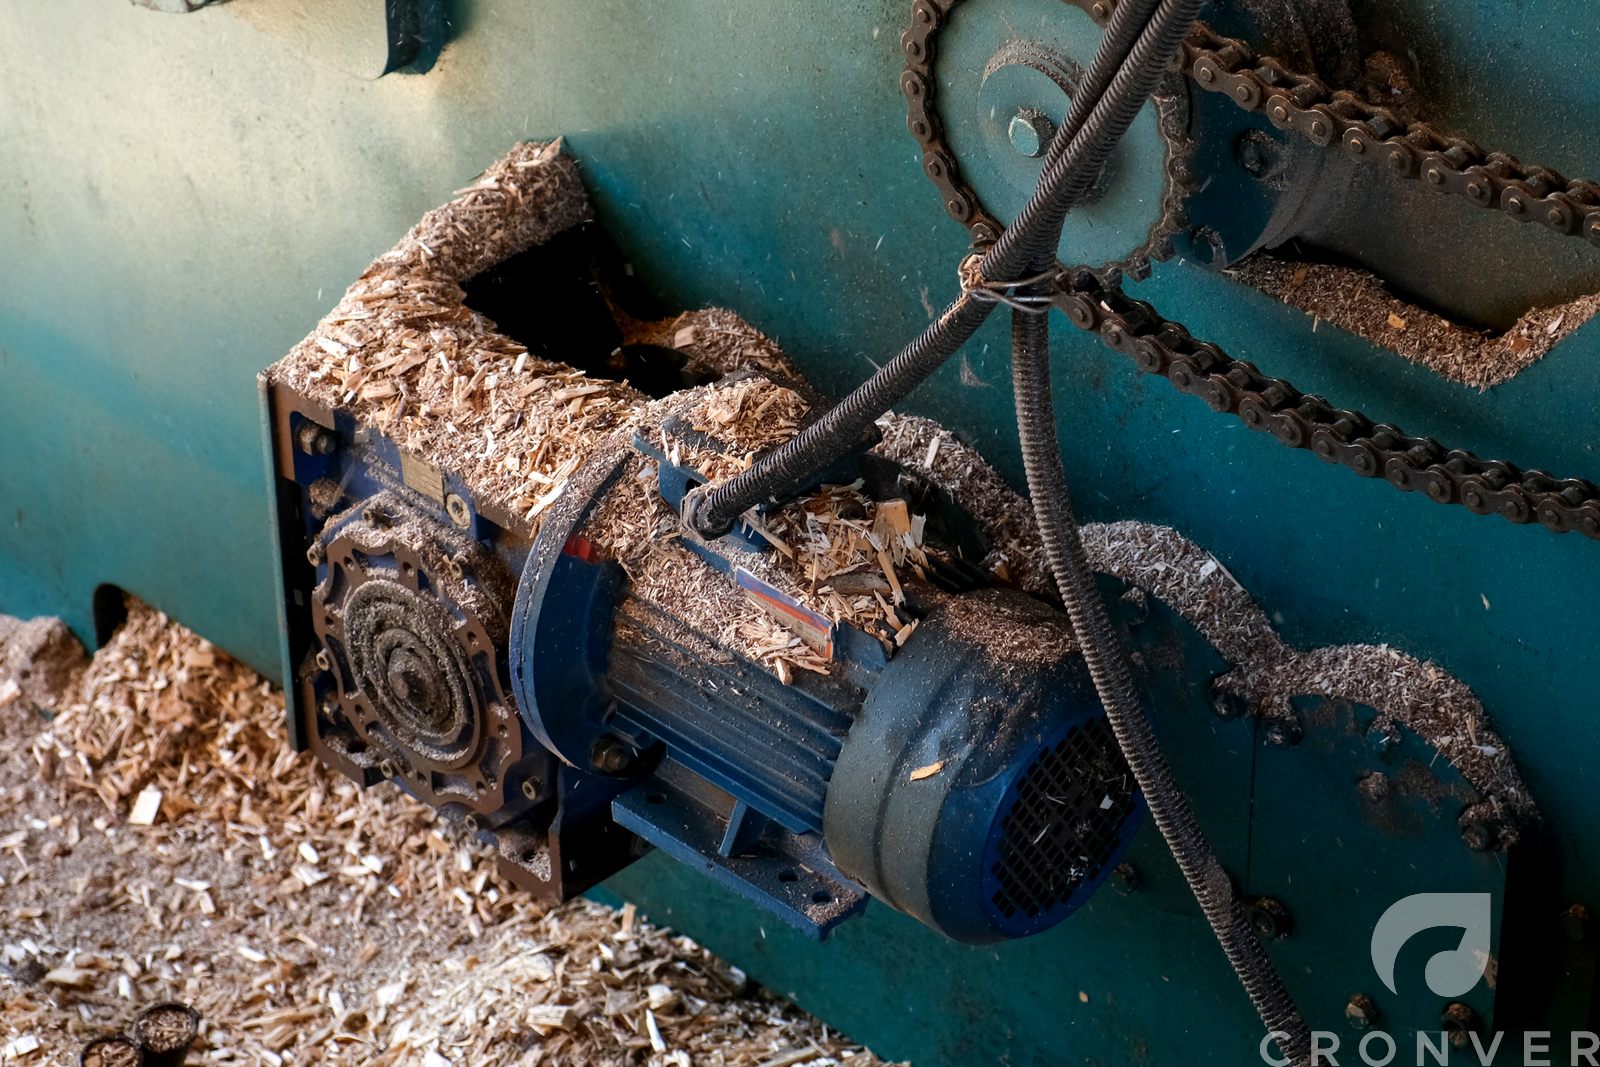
left=645, top=384, right=935, bottom=641
left=578, top=453, right=826, bottom=678
left=1082, top=521, right=1534, bottom=832
left=0, top=604, right=900, bottom=1067
left=266, top=141, right=647, bottom=530
left=873, top=416, right=1049, bottom=596
left=269, top=143, right=810, bottom=540
left=646, top=545, right=834, bottom=684
left=873, top=415, right=1535, bottom=828
left=0, top=616, right=87, bottom=716
left=1233, top=252, right=1600, bottom=389
left=579, top=455, right=900, bottom=681
left=932, top=588, right=1076, bottom=668
left=620, top=308, right=804, bottom=385
left=578, top=453, right=688, bottom=582
left=677, top=377, right=812, bottom=484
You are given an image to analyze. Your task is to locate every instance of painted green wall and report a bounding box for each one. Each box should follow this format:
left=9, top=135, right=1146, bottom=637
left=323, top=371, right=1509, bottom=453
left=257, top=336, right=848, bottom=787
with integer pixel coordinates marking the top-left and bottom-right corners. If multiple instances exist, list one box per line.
left=2, top=1, right=1597, bottom=1061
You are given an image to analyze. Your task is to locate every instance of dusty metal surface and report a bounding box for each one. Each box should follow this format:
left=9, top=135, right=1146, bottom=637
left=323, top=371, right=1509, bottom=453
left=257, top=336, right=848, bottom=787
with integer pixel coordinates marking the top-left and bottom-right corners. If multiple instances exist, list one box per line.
left=3, top=0, right=1600, bottom=1062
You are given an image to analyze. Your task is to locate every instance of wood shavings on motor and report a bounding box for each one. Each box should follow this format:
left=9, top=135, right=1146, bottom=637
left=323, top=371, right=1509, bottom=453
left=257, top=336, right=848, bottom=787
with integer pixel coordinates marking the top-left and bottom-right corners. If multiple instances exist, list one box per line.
left=0, top=602, right=901, bottom=1066
left=873, top=413, right=1536, bottom=828
left=579, top=453, right=913, bottom=681
left=265, top=140, right=919, bottom=680
left=633, top=382, right=936, bottom=660
left=673, top=376, right=812, bottom=484
left=1234, top=252, right=1600, bottom=390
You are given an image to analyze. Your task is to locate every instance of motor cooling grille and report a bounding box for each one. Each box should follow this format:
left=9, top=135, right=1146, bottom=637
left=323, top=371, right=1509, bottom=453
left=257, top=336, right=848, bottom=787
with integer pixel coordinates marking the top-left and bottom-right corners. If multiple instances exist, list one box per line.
left=988, top=718, right=1138, bottom=925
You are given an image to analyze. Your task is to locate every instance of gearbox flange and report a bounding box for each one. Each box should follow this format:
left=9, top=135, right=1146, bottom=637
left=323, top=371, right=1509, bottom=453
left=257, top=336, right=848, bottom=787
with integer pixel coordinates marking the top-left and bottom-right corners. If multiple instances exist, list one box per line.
left=309, top=496, right=530, bottom=818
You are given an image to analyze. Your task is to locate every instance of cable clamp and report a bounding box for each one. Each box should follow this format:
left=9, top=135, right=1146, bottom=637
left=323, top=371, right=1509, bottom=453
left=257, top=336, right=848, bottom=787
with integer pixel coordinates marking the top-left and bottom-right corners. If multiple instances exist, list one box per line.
left=958, top=254, right=1061, bottom=315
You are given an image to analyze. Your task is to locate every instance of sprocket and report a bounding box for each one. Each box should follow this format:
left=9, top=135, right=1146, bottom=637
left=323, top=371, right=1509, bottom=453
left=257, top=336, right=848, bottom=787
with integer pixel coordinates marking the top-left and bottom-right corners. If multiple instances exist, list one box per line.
left=902, top=0, right=1194, bottom=279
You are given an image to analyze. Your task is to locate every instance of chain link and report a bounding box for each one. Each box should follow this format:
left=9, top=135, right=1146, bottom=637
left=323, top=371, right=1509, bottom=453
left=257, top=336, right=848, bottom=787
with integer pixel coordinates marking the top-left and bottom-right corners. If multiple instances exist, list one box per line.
left=1053, top=270, right=1600, bottom=538
left=901, top=4, right=1600, bottom=541
left=1184, top=24, right=1600, bottom=249
left=901, top=0, right=1193, bottom=274
left=903, top=0, right=1008, bottom=246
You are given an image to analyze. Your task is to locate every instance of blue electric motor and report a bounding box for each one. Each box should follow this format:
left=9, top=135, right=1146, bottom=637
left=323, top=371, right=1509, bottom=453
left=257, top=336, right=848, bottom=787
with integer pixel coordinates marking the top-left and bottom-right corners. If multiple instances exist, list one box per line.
left=509, top=393, right=1144, bottom=943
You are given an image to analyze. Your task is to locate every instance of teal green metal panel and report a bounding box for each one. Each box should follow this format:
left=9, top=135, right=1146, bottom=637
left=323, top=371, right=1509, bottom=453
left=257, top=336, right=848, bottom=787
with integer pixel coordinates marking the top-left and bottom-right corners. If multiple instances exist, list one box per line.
left=2, top=1, right=1598, bottom=1063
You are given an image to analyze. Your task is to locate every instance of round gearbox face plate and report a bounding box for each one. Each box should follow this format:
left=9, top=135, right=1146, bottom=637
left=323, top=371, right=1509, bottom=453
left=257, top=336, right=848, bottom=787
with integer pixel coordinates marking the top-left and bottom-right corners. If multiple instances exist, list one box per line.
left=917, top=0, right=1191, bottom=274
left=312, top=510, right=525, bottom=816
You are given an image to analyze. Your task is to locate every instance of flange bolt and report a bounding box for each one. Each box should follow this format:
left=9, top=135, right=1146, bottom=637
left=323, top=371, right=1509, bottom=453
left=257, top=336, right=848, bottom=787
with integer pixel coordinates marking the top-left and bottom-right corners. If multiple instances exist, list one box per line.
left=1008, top=110, right=1054, bottom=160
left=1245, top=896, right=1293, bottom=941
left=1264, top=714, right=1303, bottom=748
left=1207, top=676, right=1252, bottom=720
left=590, top=736, right=638, bottom=775
left=296, top=422, right=337, bottom=457
left=1345, top=994, right=1379, bottom=1032
left=1110, top=862, right=1141, bottom=895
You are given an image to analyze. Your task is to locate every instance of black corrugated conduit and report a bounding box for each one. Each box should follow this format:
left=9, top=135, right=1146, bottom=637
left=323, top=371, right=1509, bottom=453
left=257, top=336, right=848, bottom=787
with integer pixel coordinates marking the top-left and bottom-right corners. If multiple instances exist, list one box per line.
left=1009, top=3, right=1313, bottom=1061
left=685, top=1, right=1313, bottom=1059
left=683, top=0, right=1163, bottom=539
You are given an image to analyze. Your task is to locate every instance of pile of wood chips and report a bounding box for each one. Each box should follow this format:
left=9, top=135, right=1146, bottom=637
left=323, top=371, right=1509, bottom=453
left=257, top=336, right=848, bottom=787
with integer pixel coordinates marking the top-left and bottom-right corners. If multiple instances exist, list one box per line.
left=763, top=485, right=927, bottom=647
left=265, top=141, right=647, bottom=531
left=677, top=378, right=812, bottom=484
left=266, top=139, right=925, bottom=683
left=0, top=602, right=900, bottom=1067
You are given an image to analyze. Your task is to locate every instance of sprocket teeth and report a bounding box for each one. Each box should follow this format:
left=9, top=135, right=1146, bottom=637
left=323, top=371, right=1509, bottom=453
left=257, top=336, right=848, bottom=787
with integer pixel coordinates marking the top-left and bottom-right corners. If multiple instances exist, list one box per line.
left=905, top=0, right=1195, bottom=280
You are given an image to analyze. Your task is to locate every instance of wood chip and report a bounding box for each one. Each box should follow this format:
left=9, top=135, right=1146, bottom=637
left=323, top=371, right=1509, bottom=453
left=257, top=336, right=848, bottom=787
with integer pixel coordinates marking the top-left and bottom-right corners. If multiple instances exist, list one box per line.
left=42, top=967, right=94, bottom=988
left=127, top=788, right=162, bottom=827
left=1, top=1035, right=40, bottom=1059
left=526, top=1003, right=577, bottom=1031
left=877, top=549, right=904, bottom=605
